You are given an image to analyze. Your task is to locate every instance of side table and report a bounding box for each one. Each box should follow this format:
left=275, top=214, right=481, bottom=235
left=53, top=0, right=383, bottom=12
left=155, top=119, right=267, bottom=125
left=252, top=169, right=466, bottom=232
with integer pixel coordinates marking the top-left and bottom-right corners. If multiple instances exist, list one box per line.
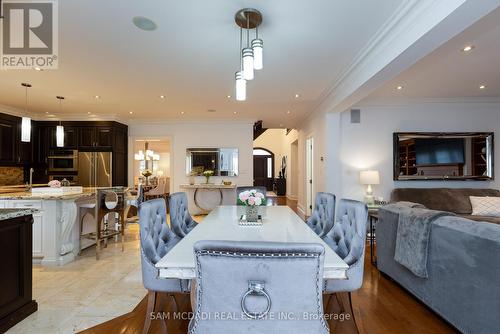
left=368, top=209, right=379, bottom=265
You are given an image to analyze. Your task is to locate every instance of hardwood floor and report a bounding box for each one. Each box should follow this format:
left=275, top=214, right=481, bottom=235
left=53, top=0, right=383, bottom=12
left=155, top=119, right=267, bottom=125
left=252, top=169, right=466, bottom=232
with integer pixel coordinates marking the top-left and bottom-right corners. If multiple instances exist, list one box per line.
left=80, top=197, right=457, bottom=334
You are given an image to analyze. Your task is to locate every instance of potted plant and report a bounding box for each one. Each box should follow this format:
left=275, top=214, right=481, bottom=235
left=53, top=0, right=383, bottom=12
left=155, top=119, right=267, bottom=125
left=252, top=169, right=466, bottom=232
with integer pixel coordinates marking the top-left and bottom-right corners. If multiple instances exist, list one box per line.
left=203, top=170, right=214, bottom=184
left=238, top=189, right=265, bottom=222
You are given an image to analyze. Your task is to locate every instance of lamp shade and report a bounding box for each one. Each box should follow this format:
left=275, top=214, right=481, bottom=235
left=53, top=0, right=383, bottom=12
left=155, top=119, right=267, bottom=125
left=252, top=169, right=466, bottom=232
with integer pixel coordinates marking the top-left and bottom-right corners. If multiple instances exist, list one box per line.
left=360, top=170, right=380, bottom=185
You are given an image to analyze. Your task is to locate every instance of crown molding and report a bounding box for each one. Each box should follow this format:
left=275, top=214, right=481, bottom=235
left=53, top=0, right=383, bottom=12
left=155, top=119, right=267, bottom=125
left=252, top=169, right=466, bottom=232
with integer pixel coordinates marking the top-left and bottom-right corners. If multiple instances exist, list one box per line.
left=128, top=118, right=256, bottom=127
left=354, top=96, right=500, bottom=107
left=298, top=0, right=500, bottom=124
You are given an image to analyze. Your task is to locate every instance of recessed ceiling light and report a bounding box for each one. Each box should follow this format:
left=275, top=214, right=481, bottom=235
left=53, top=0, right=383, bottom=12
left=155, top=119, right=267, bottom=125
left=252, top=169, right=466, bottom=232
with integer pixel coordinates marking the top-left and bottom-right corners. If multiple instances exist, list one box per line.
left=461, top=45, right=475, bottom=52
left=294, top=94, right=300, bottom=98
left=233, top=111, right=237, bottom=115
left=227, top=95, right=231, bottom=99
left=479, top=85, right=486, bottom=90
left=129, top=111, right=134, bottom=114
left=180, top=111, right=185, bottom=115
left=34, top=67, right=43, bottom=71
left=45, top=111, right=49, bottom=114
left=87, top=112, right=91, bottom=114
left=286, top=110, right=291, bottom=114
left=159, top=95, right=165, bottom=99
left=133, top=16, right=157, bottom=31
left=94, top=95, right=100, bottom=99
left=396, top=86, right=403, bottom=90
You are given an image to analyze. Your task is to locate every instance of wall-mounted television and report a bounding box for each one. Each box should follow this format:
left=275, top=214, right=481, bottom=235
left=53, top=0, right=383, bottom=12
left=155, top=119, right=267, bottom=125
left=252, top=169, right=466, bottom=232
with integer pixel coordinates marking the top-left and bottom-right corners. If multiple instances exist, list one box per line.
left=414, top=138, right=465, bottom=165
left=393, top=132, right=494, bottom=181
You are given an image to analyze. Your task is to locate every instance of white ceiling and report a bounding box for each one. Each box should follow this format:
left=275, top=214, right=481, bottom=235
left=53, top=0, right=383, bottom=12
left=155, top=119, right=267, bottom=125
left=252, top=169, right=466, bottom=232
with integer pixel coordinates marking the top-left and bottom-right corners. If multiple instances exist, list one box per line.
left=366, top=6, right=500, bottom=100
left=0, top=0, right=403, bottom=127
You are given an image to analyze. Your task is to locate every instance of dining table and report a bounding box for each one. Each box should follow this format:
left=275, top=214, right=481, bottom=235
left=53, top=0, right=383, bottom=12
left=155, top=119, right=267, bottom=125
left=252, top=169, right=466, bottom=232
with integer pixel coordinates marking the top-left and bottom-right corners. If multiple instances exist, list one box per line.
left=156, top=205, right=349, bottom=280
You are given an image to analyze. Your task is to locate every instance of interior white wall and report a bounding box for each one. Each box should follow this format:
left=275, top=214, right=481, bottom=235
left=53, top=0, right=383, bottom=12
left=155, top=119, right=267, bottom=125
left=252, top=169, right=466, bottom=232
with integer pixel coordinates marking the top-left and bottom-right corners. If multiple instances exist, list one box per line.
left=128, top=121, right=254, bottom=192
left=336, top=99, right=500, bottom=201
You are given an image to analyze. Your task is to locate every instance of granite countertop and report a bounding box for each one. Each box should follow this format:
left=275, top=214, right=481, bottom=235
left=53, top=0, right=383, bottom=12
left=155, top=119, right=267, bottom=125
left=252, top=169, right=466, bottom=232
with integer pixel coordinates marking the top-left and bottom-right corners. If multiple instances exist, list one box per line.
left=180, top=184, right=237, bottom=189
left=0, top=209, right=36, bottom=221
left=0, top=188, right=97, bottom=200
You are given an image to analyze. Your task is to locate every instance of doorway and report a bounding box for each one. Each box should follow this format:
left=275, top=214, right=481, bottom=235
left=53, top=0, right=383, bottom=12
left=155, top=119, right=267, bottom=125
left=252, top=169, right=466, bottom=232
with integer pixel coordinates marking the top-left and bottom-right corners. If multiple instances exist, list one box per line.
left=253, top=148, right=274, bottom=191
left=306, top=137, right=314, bottom=216
left=290, top=140, right=299, bottom=199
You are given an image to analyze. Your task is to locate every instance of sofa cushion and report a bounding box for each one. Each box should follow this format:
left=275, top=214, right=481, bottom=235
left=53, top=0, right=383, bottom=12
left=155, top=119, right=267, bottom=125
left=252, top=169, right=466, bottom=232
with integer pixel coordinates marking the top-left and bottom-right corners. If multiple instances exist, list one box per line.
left=469, top=196, right=500, bottom=217
left=391, top=188, right=500, bottom=214
left=460, top=214, right=500, bottom=225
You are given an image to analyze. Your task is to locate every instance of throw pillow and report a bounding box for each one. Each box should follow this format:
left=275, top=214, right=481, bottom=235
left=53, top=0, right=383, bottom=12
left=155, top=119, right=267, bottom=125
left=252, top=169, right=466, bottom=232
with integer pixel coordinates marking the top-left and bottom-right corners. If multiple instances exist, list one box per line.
left=469, top=196, right=500, bottom=217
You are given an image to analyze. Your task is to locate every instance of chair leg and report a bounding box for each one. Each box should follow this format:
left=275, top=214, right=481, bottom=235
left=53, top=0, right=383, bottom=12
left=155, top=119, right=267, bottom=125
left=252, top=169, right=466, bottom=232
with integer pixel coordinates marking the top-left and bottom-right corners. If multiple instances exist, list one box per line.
left=335, top=293, right=345, bottom=313
left=348, top=292, right=359, bottom=334
left=143, top=291, right=157, bottom=334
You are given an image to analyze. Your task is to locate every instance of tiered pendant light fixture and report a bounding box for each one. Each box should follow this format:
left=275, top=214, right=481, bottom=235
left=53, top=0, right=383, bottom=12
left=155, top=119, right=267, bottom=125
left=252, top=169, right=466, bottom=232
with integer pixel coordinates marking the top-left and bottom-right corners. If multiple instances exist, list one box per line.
left=56, top=96, right=65, bottom=147
left=234, top=8, right=263, bottom=101
left=21, top=83, right=32, bottom=142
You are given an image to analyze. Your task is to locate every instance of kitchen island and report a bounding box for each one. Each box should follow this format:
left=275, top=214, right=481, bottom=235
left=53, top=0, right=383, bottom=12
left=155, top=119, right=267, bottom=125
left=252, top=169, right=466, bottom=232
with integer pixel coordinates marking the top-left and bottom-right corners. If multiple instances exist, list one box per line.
left=0, top=190, right=96, bottom=266
left=0, top=209, right=38, bottom=332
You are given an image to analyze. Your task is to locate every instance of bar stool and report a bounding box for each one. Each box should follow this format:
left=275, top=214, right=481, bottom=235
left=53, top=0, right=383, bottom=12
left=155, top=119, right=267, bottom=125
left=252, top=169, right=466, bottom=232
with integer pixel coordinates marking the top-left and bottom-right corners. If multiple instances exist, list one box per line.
left=80, top=187, right=126, bottom=259
left=78, top=198, right=97, bottom=255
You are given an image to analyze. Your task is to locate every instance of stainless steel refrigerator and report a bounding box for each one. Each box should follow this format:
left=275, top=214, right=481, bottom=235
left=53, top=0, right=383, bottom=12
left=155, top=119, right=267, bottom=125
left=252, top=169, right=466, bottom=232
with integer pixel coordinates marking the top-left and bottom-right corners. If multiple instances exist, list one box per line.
left=78, top=152, right=113, bottom=187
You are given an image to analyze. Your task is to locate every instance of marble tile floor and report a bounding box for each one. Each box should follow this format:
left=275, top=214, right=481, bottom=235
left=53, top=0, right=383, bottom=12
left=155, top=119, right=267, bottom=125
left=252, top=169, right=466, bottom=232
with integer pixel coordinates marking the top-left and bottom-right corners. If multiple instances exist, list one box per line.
left=8, top=216, right=202, bottom=334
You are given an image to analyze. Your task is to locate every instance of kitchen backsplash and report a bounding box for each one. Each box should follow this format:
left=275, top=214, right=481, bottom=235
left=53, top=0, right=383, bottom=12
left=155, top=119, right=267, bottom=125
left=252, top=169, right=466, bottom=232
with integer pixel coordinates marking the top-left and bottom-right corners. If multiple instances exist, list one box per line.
left=0, top=167, right=24, bottom=186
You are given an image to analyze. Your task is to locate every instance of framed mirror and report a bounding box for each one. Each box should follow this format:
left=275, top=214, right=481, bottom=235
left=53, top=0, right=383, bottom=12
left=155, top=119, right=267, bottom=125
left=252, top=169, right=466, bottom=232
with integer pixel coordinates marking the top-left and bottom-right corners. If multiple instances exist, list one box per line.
left=186, top=148, right=239, bottom=176
left=394, top=132, right=494, bottom=181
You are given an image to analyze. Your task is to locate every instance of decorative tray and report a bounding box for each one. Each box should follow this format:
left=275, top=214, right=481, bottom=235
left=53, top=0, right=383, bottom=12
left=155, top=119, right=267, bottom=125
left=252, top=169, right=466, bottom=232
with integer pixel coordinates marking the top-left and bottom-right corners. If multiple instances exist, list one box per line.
left=239, top=215, right=263, bottom=226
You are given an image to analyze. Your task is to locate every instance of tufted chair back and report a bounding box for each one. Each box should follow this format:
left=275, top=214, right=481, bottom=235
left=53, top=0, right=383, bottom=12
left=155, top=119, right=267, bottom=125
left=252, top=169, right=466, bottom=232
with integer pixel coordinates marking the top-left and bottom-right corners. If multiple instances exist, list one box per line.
left=189, top=240, right=329, bottom=334
left=306, top=192, right=336, bottom=237
left=139, top=198, right=188, bottom=292
left=323, top=199, right=368, bottom=292
left=169, top=192, right=198, bottom=238
left=236, top=186, right=267, bottom=205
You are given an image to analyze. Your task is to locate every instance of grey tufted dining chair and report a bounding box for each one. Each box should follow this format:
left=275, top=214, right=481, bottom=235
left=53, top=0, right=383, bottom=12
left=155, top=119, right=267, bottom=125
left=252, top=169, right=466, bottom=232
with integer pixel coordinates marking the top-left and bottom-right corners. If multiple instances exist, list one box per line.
left=306, top=192, right=336, bottom=237
left=188, top=240, right=329, bottom=334
left=139, top=198, right=190, bottom=334
left=169, top=192, right=198, bottom=238
left=322, top=199, right=368, bottom=332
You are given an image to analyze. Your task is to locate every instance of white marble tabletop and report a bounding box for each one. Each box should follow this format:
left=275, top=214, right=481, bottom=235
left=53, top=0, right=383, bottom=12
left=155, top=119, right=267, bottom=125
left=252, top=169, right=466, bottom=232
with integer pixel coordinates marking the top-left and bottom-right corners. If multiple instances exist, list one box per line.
left=156, top=205, right=349, bottom=280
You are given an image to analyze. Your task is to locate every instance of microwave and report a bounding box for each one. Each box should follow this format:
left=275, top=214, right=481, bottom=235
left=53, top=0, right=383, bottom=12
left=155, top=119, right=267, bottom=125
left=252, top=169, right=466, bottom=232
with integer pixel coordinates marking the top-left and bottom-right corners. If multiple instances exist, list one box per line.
left=48, top=149, right=78, bottom=172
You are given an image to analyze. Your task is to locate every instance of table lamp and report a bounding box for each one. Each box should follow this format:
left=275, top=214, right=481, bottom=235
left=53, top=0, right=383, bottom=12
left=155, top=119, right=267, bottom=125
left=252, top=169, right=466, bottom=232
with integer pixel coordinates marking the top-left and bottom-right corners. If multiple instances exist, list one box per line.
left=360, top=170, right=380, bottom=204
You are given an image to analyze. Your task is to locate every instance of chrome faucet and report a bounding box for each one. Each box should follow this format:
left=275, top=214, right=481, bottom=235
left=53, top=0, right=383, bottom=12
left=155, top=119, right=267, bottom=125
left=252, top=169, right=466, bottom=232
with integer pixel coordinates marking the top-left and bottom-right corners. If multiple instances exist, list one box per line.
left=25, top=168, right=34, bottom=191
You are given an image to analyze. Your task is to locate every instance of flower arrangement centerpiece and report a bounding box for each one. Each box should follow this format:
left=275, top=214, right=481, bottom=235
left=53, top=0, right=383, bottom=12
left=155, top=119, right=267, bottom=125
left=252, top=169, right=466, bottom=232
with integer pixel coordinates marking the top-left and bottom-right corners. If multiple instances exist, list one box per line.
left=238, top=189, right=265, bottom=222
left=141, top=169, right=153, bottom=185
left=203, top=170, right=214, bottom=184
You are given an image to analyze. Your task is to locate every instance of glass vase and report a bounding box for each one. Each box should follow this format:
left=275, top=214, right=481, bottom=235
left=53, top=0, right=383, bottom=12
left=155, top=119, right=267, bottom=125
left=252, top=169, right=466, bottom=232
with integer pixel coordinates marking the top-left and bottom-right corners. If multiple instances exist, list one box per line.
left=245, top=205, right=259, bottom=222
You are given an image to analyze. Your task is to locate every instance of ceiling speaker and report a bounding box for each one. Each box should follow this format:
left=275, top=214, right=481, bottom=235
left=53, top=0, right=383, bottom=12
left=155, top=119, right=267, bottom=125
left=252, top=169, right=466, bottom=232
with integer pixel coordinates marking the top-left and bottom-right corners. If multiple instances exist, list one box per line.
left=350, top=109, right=361, bottom=124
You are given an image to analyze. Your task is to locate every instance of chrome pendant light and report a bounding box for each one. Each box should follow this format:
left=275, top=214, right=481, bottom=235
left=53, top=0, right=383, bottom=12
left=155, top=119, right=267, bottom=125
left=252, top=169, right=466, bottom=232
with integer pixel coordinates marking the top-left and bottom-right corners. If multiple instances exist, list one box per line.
left=56, top=96, right=65, bottom=147
left=21, top=83, right=32, bottom=142
left=234, top=8, right=263, bottom=100
left=252, top=27, right=263, bottom=70
left=235, top=27, right=246, bottom=101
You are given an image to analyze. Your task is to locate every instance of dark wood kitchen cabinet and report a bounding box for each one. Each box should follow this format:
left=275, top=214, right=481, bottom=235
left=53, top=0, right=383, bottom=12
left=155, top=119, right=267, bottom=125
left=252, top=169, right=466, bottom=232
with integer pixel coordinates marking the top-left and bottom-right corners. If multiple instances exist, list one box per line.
left=49, top=126, right=78, bottom=149
left=0, top=113, right=33, bottom=165
left=0, top=115, right=17, bottom=165
left=78, top=126, right=114, bottom=150
left=0, top=213, right=38, bottom=332
left=0, top=114, right=128, bottom=187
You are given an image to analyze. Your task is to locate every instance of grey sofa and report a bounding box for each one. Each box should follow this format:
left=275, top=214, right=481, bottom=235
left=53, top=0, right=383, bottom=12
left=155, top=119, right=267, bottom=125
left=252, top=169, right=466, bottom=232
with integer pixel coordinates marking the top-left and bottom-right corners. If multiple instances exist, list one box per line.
left=391, top=188, right=500, bottom=224
left=377, top=188, right=500, bottom=333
